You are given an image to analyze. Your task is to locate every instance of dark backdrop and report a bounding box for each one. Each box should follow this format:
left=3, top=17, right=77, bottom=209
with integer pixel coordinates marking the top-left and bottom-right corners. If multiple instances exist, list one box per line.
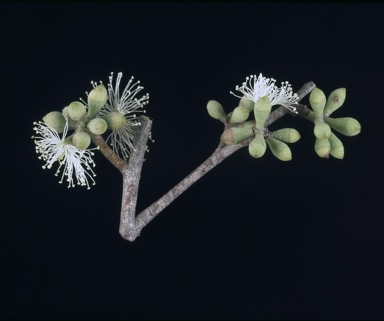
left=1, top=3, right=383, bottom=319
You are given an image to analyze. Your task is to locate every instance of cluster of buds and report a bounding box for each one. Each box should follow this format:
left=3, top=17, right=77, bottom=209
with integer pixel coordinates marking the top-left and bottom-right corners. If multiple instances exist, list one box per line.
left=32, top=72, right=149, bottom=188
left=309, top=88, right=361, bottom=159
left=208, top=74, right=301, bottom=161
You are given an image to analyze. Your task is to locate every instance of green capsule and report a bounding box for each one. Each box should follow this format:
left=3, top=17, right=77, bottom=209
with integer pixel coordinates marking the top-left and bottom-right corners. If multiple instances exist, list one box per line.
left=87, top=83, right=108, bottom=119
left=314, top=119, right=331, bottom=139
left=239, top=96, right=254, bottom=112
left=249, top=132, right=266, bottom=158
left=328, top=132, right=344, bottom=159
left=254, top=95, right=271, bottom=130
left=42, top=111, right=66, bottom=133
left=68, top=101, right=87, bottom=121
left=309, top=88, right=326, bottom=118
left=207, top=100, right=227, bottom=121
left=220, top=127, right=254, bottom=145
left=314, top=137, right=330, bottom=159
left=102, top=111, right=127, bottom=130
left=272, top=128, right=301, bottom=143
left=72, top=131, right=91, bottom=150
left=87, top=117, right=108, bottom=135
left=325, top=117, right=361, bottom=136
left=324, top=88, right=346, bottom=116
left=266, top=137, right=292, bottom=161
left=229, top=106, right=250, bottom=124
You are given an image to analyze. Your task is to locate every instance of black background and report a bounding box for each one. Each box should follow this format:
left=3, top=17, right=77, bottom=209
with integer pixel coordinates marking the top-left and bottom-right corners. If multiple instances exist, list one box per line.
left=1, top=3, right=383, bottom=319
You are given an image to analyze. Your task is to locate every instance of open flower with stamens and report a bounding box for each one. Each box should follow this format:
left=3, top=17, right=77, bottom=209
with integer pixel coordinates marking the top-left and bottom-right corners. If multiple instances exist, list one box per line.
left=99, top=72, right=149, bottom=160
left=230, top=74, right=299, bottom=113
left=32, top=117, right=97, bottom=189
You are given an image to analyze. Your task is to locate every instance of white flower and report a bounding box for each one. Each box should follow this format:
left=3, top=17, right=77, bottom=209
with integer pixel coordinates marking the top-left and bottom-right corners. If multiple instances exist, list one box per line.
left=230, top=73, right=299, bottom=113
left=99, top=72, right=149, bottom=160
left=32, top=117, right=97, bottom=189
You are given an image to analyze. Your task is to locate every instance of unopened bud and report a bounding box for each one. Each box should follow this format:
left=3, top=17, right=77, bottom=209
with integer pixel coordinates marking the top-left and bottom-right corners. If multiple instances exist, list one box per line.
left=324, top=88, right=346, bottom=116
left=42, top=111, right=66, bottom=133
left=239, top=96, right=254, bottom=112
left=272, top=128, right=301, bottom=143
left=207, top=100, right=226, bottom=121
left=221, top=127, right=254, bottom=145
left=68, top=101, right=87, bottom=121
left=314, top=119, right=331, bottom=139
left=325, top=117, right=361, bottom=136
left=328, top=132, right=344, bottom=159
left=249, top=132, right=266, bottom=158
left=266, top=137, right=292, bottom=161
left=87, top=83, right=108, bottom=119
left=87, top=118, right=108, bottom=135
left=229, top=106, right=250, bottom=124
left=309, top=88, right=326, bottom=118
left=315, top=137, right=330, bottom=158
left=72, top=131, right=91, bottom=150
left=102, top=111, right=127, bottom=130
left=254, top=95, right=271, bottom=130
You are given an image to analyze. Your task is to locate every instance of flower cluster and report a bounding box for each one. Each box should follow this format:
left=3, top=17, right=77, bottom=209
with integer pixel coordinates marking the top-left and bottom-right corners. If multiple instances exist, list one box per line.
left=230, top=73, right=298, bottom=112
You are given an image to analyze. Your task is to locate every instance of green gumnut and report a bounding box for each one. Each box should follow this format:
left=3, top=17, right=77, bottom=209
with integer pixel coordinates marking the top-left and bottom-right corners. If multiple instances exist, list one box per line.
left=68, top=101, right=87, bottom=121
left=272, top=128, right=301, bottom=143
left=88, top=83, right=108, bottom=119
left=239, top=96, right=254, bottom=112
left=220, top=127, right=254, bottom=145
left=266, top=137, right=292, bottom=161
left=87, top=117, right=108, bottom=135
left=328, top=132, right=344, bottom=159
left=72, top=131, right=91, bottom=150
left=315, top=137, right=330, bottom=158
left=249, top=132, right=266, bottom=158
left=309, top=88, right=326, bottom=118
left=254, top=95, right=272, bottom=130
left=229, top=106, right=250, bottom=124
left=102, top=111, right=127, bottom=130
left=324, top=88, right=346, bottom=116
left=42, top=111, right=67, bottom=133
left=325, top=117, right=361, bottom=136
left=314, top=119, right=332, bottom=139
left=207, top=100, right=226, bottom=121
left=62, top=106, right=78, bottom=130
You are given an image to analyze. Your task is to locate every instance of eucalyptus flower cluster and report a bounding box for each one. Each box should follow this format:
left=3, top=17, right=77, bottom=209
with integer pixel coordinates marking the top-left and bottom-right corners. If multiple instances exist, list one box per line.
left=208, top=74, right=301, bottom=161
left=32, top=72, right=149, bottom=188
left=308, top=87, right=361, bottom=159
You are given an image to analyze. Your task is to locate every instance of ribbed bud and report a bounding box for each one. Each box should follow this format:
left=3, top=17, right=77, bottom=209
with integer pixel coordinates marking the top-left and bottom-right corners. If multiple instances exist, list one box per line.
left=220, top=127, right=254, bottom=145
left=207, top=100, right=227, bottom=121
left=87, top=117, right=108, bottom=135
left=68, top=101, right=87, bottom=121
left=87, top=83, right=108, bottom=119
left=102, top=111, right=127, bottom=130
left=72, top=131, right=91, bottom=150
left=42, top=111, right=66, bottom=133
left=62, top=106, right=78, bottom=130
left=249, top=132, right=266, bottom=158
left=229, top=106, right=250, bottom=124
left=314, top=119, right=332, bottom=139
left=328, top=132, right=344, bottom=159
left=272, top=128, right=301, bottom=143
left=309, top=88, right=326, bottom=118
left=325, top=117, right=361, bottom=136
left=266, top=137, right=292, bottom=161
left=254, top=95, right=272, bottom=130
left=314, top=138, right=330, bottom=158
left=324, top=88, right=346, bottom=116
left=239, top=96, right=254, bottom=112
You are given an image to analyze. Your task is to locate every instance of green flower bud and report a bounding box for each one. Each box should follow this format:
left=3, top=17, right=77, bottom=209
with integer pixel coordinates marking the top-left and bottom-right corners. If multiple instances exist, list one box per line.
left=220, top=127, right=254, bottom=145
left=42, top=111, right=66, bottom=133
left=62, top=106, right=78, bottom=130
left=87, top=83, right=108, bottom=119
left=237, top=120, right=255, bottom=128
left=266, top=137, right=292, bottom=161
left=254, top=95, right=271, bottom=130
left=229, top=106, right=250, bottom=124
left=72, top=131, right=91, bottom=150
left=239, top=96, right=254, bottom=112
left=309, top=88, right=326, bottom=118
left=314, top=119, right=332, bottom=139
left=87, top=117, right=108, bottom=135
left=68, top=101, right=87, bottom=121
left=314, top=137, right=330, bottom=158
left=328, top=132, right=344, bottom=159
left=207, top=100, right=227, bottom=121
left=249, top=132, right=266, bottom=158
left=325, top=117, right=361, bottom=136
left=324, top=88, right=346, bottom=116
left=102, top=111, right=127, bottom=130
left=272, top=128, right=301, bottom=143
